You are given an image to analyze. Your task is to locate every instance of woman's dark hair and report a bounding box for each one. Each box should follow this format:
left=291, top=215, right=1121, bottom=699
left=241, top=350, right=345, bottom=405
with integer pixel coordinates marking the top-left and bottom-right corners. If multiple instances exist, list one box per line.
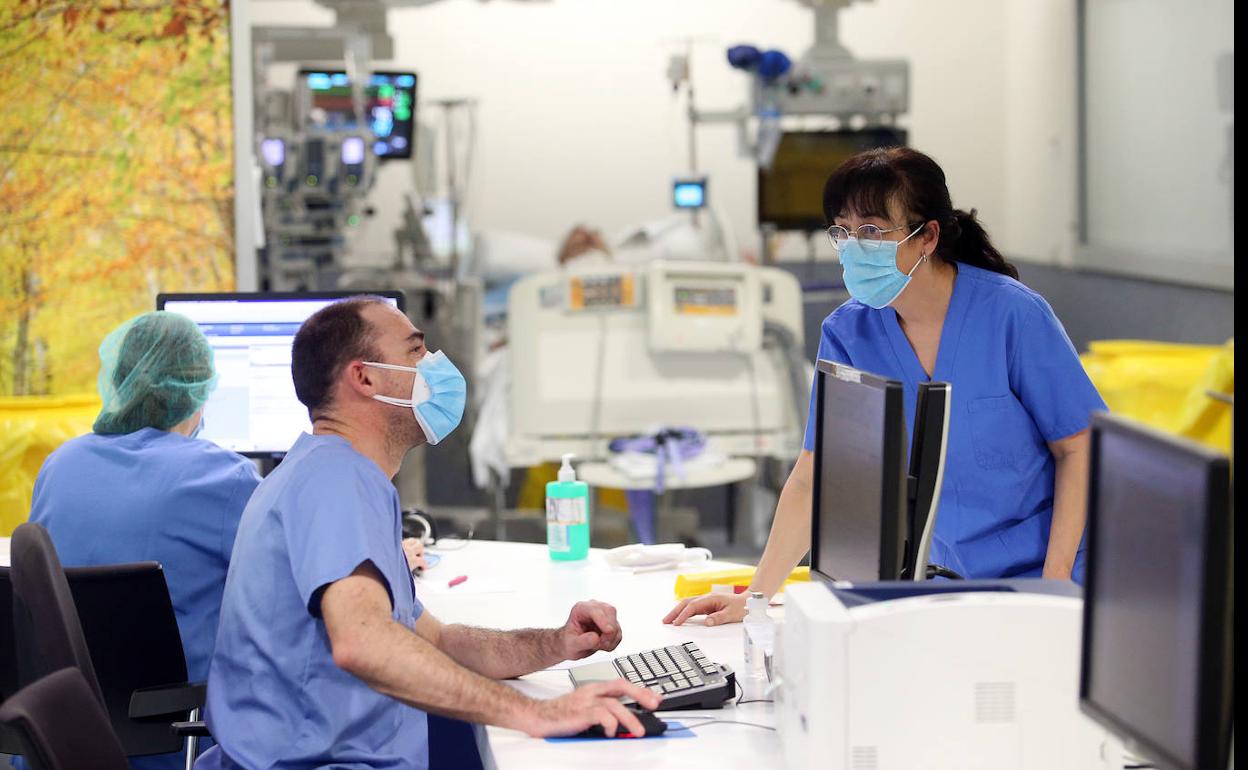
left=822, top=146, right=1018, bottom=279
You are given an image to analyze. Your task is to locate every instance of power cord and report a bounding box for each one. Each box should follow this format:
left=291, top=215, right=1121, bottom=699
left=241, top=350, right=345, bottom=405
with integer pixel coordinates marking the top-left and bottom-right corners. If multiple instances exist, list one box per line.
left=733, top=674, right=775, bottom=706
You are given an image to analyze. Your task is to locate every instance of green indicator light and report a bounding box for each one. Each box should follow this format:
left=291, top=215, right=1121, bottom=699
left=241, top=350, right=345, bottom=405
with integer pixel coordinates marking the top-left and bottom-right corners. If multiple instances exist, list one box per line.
left=346, top=175, right=358, bottom=186
left=306, top=175, right=318, bottom=186
left=265, top=177, right=277, bottom=188
left=348, top=215, right=360, bottom=226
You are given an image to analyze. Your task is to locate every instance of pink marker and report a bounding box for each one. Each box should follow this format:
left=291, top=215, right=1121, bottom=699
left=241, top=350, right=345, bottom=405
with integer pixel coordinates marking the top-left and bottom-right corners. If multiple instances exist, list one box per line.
left=447, top=575, right=468, bottom=588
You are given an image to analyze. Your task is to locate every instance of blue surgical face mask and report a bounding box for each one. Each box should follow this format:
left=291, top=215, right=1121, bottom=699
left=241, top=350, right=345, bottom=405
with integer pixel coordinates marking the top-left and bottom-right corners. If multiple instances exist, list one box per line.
left=838, top=225, right=927, bottom=309
left=363, top=351, right=467, bottom=445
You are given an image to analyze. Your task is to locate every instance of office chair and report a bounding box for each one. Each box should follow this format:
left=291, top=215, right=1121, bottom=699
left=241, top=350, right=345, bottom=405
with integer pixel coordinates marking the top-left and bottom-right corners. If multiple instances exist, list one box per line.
left=8, top=524, right=208, bottom=766
left=8, top=525, right=102, bottom=701
left=1, top=567, right=24, bottom=754
left=0, top=667, right=130, bottom=770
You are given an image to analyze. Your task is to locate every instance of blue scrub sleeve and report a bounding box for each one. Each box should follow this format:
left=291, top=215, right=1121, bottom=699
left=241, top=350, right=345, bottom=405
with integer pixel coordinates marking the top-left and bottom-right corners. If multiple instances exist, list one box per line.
left=220, top=462, right=262, bottom=562
left=283, top=461, right=400, bottom=617
left=1008, top=295, right=1108, bottom=442
left=802, top=327, right=853, bottom=452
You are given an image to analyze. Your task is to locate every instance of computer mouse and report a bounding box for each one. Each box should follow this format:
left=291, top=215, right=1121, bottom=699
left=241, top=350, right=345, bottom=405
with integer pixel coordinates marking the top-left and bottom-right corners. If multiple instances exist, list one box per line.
left=574, top=707, right=667, bottom=739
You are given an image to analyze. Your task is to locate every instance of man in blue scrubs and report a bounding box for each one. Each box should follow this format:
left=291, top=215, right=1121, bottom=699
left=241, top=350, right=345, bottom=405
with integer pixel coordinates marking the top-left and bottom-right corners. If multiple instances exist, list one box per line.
left=666, top=146, right=1107, bottom=628
left=197, top=297, right=659, bottom=770
left=29, top=311, right=261, bottom=770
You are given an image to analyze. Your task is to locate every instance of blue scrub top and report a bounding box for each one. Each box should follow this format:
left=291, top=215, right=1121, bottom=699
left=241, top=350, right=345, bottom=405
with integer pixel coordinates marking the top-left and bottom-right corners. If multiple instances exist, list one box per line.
left=802, top=263, right=1107, bottom=582
left=196, top=433, right=427, bottom=770
left=28, top=428, right=261, bottom=770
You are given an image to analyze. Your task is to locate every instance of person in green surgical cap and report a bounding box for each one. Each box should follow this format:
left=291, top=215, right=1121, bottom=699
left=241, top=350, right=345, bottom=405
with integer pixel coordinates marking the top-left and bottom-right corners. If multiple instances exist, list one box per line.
left=26, top=311, right=262, bottom=770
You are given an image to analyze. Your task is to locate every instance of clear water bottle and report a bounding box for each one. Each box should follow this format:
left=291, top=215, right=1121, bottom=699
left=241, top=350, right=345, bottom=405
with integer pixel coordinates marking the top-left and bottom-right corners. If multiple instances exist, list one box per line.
left=742, top=591, right=775, bottom=700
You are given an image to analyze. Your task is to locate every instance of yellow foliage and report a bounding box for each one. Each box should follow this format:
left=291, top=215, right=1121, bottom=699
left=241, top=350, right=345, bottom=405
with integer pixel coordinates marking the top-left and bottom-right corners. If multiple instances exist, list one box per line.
left=0, top=0, right=235, bottom=397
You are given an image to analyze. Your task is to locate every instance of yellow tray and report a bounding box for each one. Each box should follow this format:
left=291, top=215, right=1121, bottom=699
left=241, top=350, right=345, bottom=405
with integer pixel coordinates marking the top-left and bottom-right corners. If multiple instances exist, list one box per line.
left=674, top=566, right=810, bottom=599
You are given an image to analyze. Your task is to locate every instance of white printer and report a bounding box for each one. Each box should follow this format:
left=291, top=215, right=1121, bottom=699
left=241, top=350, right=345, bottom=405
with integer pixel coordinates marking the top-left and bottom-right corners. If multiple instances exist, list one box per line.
left=777, top=581, right=1120, bottom=770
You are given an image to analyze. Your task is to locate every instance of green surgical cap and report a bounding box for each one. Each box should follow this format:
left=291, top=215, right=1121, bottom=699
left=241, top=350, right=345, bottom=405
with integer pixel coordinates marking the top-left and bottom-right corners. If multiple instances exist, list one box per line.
left=93, top=311, right=218, bottom=435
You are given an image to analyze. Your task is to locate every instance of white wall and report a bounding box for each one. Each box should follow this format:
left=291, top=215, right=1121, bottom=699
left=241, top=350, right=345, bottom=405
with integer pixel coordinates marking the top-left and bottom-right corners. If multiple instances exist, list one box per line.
left=249, top=0, right=1076, bottom=266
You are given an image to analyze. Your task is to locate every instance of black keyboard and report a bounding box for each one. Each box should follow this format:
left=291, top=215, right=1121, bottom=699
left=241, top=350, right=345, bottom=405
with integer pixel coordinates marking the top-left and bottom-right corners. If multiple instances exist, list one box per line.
left=567, top=642, right=735, bottom=710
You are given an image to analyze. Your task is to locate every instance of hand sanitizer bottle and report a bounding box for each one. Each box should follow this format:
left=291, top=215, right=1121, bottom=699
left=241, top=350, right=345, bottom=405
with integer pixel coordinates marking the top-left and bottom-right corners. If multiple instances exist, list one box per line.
left=547, top=453, right=590, bottom=561
left=742, top=591, right=775, bottom=700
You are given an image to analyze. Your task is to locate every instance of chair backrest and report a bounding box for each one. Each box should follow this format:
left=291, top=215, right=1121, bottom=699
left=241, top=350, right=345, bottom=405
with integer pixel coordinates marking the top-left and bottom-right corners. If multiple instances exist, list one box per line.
left=8, top=524, right=102, bottom=704
left=1, top=567, right=24, bottom=754
left=0, top=667, right=130, bottom=770
left=66, top=562, right=190, bottom=754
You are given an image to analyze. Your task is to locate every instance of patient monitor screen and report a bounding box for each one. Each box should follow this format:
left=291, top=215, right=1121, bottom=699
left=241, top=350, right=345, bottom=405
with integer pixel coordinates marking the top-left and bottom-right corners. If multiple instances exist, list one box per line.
left=1083, top=428, right=1209, bottom=766
left=758, top=129, right=907, bottom=232
left=812, top=371, right=891, bottom=582
left=301, top=70, right=417, bottom=160
left=158, top=294, right=401, bottom=456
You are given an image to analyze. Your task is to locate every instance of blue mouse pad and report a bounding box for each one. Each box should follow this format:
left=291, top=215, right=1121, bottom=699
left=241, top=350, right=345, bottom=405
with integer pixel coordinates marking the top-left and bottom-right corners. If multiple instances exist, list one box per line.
left=544, top=721, right=697, bottom=743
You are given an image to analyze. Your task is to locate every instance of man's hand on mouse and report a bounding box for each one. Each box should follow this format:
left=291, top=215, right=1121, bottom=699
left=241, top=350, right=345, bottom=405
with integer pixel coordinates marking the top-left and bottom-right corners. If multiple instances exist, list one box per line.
left=521, top=680, right=662, bottom=738
left=556, top=600, right=624, bottom=660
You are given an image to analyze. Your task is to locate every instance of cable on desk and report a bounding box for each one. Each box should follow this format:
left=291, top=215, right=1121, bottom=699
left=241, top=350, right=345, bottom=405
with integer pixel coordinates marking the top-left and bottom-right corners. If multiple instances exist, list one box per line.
left=664, top=720, right=777, bottom=734
left=733, top=675, right=775, bottom=706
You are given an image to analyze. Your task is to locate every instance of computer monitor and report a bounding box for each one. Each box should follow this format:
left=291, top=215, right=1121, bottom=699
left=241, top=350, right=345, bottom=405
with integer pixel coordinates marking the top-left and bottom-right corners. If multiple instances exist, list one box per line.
left=300, top=69, right=417, bottom=160
left=903, top=381, right=951, bottom=581
left=810, top=360, right=908, bottom=582
left=156, top=292, right=406, bottom=457
left=757, top=128, right=907, bottom=232
left=1080, top=413, right=1233, bottom=770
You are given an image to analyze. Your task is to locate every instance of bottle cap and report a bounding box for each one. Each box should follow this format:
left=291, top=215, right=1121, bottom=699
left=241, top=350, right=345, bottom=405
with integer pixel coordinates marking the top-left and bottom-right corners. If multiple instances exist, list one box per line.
left=558, top=453, right=577, bottom=482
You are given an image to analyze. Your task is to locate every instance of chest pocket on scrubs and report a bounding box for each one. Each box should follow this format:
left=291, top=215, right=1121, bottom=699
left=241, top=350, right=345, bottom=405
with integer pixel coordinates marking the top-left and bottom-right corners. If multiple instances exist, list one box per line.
left=967, top=395, right=1034, bottom=471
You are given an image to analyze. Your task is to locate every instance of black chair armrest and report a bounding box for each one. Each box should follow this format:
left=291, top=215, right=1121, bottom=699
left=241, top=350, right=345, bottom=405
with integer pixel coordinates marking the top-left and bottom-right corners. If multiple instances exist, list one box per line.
left=129, top=681, right=207, bottom=720
left=171, top=720, right=211, bottom=738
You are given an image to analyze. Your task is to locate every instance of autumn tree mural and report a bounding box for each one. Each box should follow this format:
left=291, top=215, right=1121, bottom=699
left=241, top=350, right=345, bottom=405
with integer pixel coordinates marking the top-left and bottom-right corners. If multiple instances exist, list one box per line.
left=0, top=0, right=235, bottom=397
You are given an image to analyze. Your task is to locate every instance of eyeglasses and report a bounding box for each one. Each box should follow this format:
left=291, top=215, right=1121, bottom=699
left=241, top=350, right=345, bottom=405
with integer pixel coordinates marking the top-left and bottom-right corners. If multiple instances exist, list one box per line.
left=826, top=222, right=924, bottom=252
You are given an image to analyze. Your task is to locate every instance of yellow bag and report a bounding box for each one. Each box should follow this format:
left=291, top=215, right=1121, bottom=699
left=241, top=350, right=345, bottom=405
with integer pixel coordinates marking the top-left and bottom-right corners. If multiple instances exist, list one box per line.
left=1081, top=339, right=1233, bottom=453
left=0, top=394, right=100, bottom=535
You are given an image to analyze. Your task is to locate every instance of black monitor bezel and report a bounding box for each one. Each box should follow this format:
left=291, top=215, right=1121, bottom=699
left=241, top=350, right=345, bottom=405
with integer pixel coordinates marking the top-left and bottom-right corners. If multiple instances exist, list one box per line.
left=156, top=290, right=407, bottom=458
left=1078, top=412, right=1233, bottom=770
left=297, top=68, right=418, bottom=160
left=756, top=128, right=909, bottom=233
left=810, top=359, right=909, bottom=583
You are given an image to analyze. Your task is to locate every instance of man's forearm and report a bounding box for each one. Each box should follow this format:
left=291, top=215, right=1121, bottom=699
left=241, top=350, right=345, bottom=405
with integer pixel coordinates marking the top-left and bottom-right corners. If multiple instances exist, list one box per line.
left=342, top=613, right=538, bottom=730
left=439, top=624, right=563, bottom=679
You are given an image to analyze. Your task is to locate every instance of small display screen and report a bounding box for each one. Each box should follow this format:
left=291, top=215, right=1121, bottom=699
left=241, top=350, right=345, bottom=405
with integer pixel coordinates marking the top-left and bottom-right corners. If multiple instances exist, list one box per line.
left=260, top=138, right=285, bottom=167
left=674, top=285, right=737, bottom=316
left=673, top=179, right=707, bottom=208
left=568, top=275, right=635, bottom=311
left=302, top=70, right=416, bottom=160
left=341, top=136, right=365, bottom=165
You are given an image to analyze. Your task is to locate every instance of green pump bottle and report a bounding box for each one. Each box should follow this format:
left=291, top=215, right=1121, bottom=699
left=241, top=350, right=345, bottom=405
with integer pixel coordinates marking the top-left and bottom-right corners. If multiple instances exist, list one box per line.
left=546, top=453, right=590, bottom=560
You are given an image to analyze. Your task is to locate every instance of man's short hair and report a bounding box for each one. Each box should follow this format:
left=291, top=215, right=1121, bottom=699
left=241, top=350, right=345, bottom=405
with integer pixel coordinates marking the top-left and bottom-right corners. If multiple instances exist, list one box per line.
left=292, top=296, right=389, bottom=414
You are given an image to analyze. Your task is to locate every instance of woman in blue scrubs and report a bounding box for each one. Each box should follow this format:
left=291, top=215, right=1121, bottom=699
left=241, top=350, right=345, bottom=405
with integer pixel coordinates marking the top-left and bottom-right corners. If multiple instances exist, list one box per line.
left=26, top=312, right=261, bottom=770
left=666, top=146, right=1106, bottom=627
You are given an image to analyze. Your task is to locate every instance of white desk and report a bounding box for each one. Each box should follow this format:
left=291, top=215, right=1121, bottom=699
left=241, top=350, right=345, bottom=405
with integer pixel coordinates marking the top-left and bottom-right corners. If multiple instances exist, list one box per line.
left=416, top=540, right=778, bottom=770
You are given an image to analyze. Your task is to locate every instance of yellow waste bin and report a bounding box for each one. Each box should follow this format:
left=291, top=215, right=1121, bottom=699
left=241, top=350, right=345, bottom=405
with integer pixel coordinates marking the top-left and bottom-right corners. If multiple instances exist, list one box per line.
left=0, top=394, right=100, bottom=534
left=1081, top=339, right=1233, bottom=453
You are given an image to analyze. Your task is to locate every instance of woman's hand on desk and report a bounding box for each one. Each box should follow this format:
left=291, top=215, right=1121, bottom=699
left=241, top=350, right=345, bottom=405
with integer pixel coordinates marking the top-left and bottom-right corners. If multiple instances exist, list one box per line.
left=522, top=679, right=662, bottom=738
left=663, top=592, right=748, bottom=626
left=402, top=537, right=428, bottom=573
